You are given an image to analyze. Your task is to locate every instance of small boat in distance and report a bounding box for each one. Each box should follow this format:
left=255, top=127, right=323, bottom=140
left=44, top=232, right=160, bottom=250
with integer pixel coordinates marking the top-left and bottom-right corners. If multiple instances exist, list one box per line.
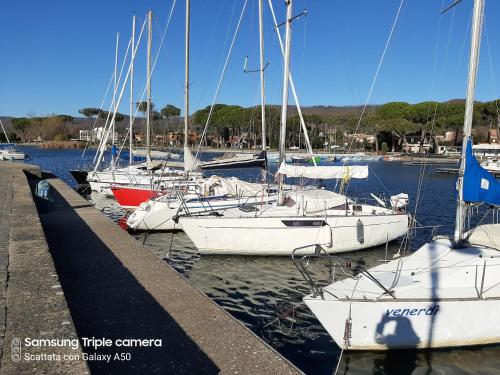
left=0, top=147, right=26, bottom=161
left=0, top=120, right=25, bottom=161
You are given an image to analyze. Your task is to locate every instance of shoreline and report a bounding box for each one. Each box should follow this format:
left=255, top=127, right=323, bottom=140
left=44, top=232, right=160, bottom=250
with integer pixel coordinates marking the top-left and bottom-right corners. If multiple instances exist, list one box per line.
left=12, top=141, right=460, bottom=164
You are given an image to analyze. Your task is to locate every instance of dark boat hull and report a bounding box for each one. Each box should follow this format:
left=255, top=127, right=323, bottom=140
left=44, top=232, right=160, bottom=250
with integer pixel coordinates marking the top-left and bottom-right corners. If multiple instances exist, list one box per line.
left=70, top=170, right=89, bottom=185
left=200, top=150, right=267, bottom=170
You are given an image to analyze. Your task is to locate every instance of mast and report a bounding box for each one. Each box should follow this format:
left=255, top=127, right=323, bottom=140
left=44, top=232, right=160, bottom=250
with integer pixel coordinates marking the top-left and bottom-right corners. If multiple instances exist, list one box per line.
left=184, top=0, right=190, bottom=149
left=129, top=16, right=136, bottom=165
left=278, top=0, right=293, bottom=205
left=454, top=0, right=484, bottom=244
left=0, top=120, right=10, bottom=144
left=112, top=33, right=119, bottom=162
left=146, top=10, right=153, bottom=165
left=267, top=0, right=315, bottom=165
left=93, top=17, right=145, bottom=173
left=258, top=0, right=266, bottom=151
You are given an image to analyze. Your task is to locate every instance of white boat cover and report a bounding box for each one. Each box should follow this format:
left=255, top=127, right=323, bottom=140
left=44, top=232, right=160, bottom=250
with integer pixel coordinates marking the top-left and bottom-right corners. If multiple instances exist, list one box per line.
left=288, top=189, right=352, bottom=213
left=278, top=162, right=368, bottom=179
left=203, top=175, right=266, bottom=197
left=390, top=193, right=409, bottom=209
left=466, top=224, right=500, bottom=249
left=145, top=160, right=166, bottom=170
left=184, top=146, right=200, bottom=172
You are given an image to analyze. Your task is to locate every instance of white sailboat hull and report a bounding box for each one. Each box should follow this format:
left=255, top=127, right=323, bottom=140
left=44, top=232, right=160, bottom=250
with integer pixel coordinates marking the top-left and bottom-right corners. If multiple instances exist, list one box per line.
left=304, top=297, right=500, bottom=350
left=127, top=201, right=180, bottom=231
left=179, top=212, right=409, bottom=255
left=303, top=228, right=500, bottom=350
left=128, top=195, right=279, bottom=231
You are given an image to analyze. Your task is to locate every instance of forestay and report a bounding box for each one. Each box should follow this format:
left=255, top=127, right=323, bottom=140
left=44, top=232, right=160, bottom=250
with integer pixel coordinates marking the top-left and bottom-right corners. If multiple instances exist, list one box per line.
left=278, top=162, right=368, bottom=179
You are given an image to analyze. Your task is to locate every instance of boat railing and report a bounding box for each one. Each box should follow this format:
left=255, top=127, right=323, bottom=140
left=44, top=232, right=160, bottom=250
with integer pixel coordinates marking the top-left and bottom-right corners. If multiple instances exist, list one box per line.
left=347, top=194, right=408, bottom=213
left=292, top=244, right=399, bottom=300
left=291, top=244, right=334, bottom=298
left=175, top=188, right=225, bottom=217
left=174, top=190, right=193, bottom=215
left=406, top=223, right=448, bottom=244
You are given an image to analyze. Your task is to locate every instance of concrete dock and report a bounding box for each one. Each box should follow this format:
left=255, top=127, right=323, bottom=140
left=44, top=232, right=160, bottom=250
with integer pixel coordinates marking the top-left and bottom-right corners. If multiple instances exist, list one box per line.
left=0, top=162, right=88, bottom=374
left=0, top=161, right=301, bottom=374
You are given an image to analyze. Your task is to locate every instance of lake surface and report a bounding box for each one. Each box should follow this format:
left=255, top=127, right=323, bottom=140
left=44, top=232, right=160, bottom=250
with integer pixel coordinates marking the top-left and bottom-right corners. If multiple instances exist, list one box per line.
left=16, top=145, right=500, bottom=375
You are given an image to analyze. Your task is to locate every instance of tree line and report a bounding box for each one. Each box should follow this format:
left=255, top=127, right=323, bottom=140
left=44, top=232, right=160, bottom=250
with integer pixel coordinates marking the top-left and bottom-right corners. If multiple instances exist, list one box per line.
left=2, top=103, right=182, bottom=143
left=4, top=99, right=498, bottom=146
left=191, top=99, right=500, bottom=148
left=5, top=115, right=74, bottom=143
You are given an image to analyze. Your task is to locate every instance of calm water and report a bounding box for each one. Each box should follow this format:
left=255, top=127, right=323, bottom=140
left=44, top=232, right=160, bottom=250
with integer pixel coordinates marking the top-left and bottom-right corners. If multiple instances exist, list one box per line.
left=17, top=145, right=500, bottom=375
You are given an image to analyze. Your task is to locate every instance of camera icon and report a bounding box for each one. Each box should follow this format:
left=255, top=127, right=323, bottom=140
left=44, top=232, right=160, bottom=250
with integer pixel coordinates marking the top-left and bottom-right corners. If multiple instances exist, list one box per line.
left=11, top=338, right=21, bottom=362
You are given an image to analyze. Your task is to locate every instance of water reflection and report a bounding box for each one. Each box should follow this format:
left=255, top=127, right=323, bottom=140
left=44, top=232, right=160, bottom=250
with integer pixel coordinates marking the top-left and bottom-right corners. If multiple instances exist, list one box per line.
left=339, top=345, right=500, bottom=375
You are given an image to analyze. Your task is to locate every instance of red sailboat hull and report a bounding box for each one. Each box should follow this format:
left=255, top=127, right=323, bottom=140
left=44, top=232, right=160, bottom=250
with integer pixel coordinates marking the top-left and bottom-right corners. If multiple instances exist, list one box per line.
left=111, top=186, right=159, bottom=209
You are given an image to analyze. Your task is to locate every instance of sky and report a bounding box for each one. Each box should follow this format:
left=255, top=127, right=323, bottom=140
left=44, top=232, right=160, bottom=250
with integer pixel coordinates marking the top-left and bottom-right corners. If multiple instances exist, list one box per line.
left=1, top=0, right=500, bottom=118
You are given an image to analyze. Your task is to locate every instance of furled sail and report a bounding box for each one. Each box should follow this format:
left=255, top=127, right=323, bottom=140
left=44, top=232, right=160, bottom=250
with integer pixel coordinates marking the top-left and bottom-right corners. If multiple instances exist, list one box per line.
left=278, top=162, right=368, bottom=179
left=462, top=139, right=500, bottom=206
left=183, top=146, right=199, bottom=172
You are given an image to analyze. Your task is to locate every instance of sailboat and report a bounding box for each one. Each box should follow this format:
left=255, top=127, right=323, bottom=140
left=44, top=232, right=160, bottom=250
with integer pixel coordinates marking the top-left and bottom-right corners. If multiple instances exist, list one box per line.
left=124, top=0, right=276, bottom=226
left=303, top=0, right=500, bottom=350
left=178, top=0, right=409, bottom=255
left=71, top=23, right=136, bottom=186
left=0, top=120, right=25, bottom=161
left=86, top=11, right=203, bottom=198
left=127, top=175, right=283, bottom=230
left=112, top=3, right=203, bottom=208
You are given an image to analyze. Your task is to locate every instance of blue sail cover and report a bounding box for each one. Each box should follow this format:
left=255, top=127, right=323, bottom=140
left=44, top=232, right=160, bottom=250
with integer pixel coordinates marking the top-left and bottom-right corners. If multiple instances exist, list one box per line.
left=462, top=139, right=500, bottom=206
left=118, top=151, right=146, bottom=162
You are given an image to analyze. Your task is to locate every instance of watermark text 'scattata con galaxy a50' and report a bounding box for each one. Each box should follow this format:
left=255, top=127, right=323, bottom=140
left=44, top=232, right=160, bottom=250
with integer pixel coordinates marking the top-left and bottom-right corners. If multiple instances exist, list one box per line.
left=10, top=337, right=162, bottom=363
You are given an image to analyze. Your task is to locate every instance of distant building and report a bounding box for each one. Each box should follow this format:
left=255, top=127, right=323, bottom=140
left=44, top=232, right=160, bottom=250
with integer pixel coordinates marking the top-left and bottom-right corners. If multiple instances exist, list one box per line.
left=376, top=130, right=438, bottom=154
left=79, top=130, right=91, bottom=141
left=401, top=131, right=437, bottom=154
left=78, top=127, right=112, bottom=142
left=345, top=133, right=375, bottom=144
left=92, top=127, right=105, bottom=141
left=77, top=127, right=121, bottom=143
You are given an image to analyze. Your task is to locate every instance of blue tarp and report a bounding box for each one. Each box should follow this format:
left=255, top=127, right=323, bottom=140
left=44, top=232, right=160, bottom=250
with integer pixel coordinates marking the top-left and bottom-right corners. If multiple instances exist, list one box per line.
left=462, top=139, right=500, bottom=206
left=118, top=151, right=146, bottom=162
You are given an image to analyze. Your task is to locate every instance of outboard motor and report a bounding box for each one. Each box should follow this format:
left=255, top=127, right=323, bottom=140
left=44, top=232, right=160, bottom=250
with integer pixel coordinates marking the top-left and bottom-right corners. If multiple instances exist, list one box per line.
left=34, top=180, right=53, bottom=213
